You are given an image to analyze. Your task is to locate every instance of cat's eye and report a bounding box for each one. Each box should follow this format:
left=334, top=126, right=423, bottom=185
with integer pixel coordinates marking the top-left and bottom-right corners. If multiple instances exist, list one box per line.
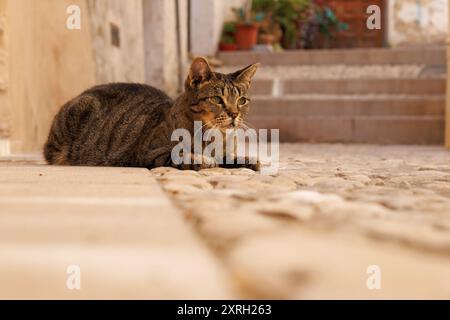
left=209, top=96, right=223, bottom=105
left=238, top=97, right=249, bottom=105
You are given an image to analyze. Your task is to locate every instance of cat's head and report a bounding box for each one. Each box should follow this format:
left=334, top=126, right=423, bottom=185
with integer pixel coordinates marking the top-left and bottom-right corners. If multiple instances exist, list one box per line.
left=185, top=57, right=259, bottom=131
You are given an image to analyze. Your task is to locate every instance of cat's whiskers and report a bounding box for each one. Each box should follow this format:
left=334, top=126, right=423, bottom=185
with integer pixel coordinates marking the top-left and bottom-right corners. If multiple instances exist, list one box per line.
left=219, top=118, right=234, bottom=132
left=238, top=123, right=249, bottom=131
left=241, top=120, right=257, bottom=130
left=193, top=120, right=214, bottom=138
left=205, top=121, right=221, bottom=140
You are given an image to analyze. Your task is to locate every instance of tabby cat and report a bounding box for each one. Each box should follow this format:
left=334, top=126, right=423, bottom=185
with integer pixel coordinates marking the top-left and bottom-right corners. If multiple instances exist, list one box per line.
left=44, top=57, right=260, bottom=170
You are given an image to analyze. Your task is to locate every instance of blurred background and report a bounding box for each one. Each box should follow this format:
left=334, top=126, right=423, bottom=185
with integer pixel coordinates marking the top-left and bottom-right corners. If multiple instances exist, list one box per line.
left=0, top=0, right=448, bottom=155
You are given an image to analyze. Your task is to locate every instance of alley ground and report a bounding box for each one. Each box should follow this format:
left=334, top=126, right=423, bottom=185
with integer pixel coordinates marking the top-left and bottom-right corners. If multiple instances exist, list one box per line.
left=1, top=143, right=450, bottom=299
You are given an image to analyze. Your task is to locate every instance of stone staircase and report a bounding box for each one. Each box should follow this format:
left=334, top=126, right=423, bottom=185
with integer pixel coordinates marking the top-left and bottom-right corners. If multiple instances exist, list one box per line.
left=218, top=46, right=446, bottom=145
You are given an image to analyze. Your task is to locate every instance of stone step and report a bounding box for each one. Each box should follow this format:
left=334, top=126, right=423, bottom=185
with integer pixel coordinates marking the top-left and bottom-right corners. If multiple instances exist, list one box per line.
left=0, top=166, right=234, bottom=299
left=248, top=115, right=444, bottom=145
left=217, top=64, right=433, bottom=80
left=219, top=46, right=446, bottom=66
left=250, top=79, right=445, bottom=95
left=250, top=95, right=445, bottom=117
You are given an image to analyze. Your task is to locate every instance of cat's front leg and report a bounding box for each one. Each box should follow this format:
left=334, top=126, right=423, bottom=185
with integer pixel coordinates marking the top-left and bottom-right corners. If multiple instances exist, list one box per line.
left=173, top=153, right=219, bottom=171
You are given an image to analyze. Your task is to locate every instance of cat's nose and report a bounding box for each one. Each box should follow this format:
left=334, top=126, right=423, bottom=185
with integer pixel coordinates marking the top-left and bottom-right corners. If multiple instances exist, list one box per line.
left=229, top=111, right=239, bottom=119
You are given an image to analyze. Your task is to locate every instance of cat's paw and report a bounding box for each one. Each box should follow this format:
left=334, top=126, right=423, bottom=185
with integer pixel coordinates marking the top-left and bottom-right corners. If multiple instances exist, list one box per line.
left=176, top=153, right=218, bottom=171
left=191, top=154, right=218, bottom=171
left=237, top=156, right=261, bottom=171
left=222, top=156, right=261, bottom=171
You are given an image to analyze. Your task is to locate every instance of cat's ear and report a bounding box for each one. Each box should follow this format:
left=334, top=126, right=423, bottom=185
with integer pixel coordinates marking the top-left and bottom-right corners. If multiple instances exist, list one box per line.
left=186, top=57, right=213, bottom=89
left=232, top=63, right=260, bottom=85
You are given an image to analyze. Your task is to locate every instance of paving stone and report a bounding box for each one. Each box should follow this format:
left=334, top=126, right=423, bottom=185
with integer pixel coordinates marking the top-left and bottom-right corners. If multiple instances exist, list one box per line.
left=0, top=165, right=235, bottom=299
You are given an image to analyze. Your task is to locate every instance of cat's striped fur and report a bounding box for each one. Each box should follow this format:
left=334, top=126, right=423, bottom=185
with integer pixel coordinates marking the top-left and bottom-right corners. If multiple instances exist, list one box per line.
left=44, top=57, right=259, bottom=170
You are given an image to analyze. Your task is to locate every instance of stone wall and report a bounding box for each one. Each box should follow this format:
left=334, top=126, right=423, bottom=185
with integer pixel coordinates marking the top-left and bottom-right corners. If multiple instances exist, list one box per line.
left=143, top=0, right=188, bottom=97
left=446, top=1, right=450, bottom=149
left=87, top=0, right=145, bottom=83
left=190, top=0, right=245, bottom=57
left=388, top=0, right=448, bottom=46
left=0, top=0, right=9, bottom=142
left=0, top=0, right=146, bottom=154
left=1, top=0, right=96, bottom=153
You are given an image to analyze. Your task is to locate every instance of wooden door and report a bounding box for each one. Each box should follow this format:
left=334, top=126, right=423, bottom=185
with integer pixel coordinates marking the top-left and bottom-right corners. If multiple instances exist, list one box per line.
left=327, top=0, right=386, bottom=48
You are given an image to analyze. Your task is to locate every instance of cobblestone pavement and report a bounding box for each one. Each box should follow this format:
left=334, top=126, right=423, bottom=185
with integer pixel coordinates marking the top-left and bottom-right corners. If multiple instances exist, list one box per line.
left=151, top=144, right=450, bottom=299
left=1, top=144, right=450, bottom=298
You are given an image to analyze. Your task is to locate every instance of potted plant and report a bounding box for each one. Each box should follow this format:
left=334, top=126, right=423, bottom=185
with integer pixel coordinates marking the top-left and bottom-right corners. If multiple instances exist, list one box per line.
left=297, top=2, right=319, bottom=49
left=232, top=0, right=260, bottom=50
left=313, top=2, right=348, bottom=48
left=252, top=0, right=282, bottom=46
left=252, top=0, right=310, bottom=49
left=219, top=22, right=238, bottom=51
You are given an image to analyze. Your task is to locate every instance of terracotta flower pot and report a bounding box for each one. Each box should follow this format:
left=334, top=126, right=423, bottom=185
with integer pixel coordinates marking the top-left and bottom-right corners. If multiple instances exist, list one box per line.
left=235, top=24, right=259, bottom=50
